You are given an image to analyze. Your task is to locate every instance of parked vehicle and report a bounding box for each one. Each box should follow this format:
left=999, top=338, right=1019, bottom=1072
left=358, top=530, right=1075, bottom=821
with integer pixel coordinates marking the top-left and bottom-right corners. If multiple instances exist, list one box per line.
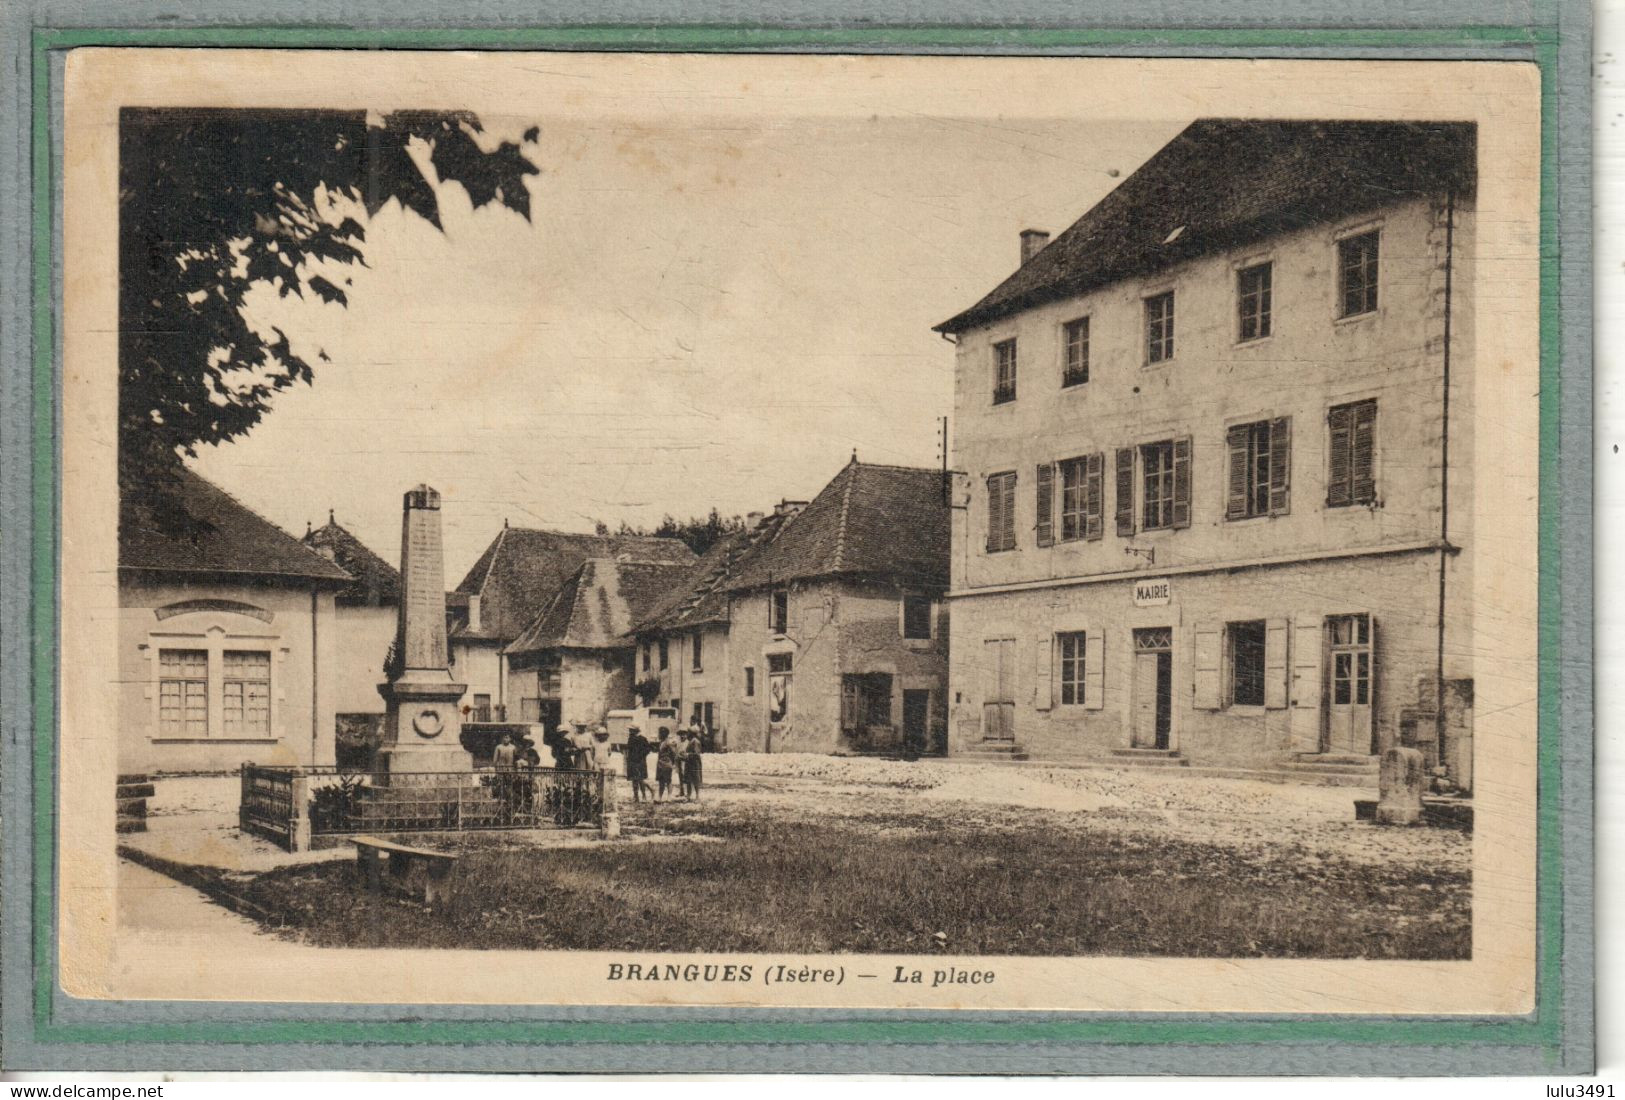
left=603, top=706, right=681, bottom=750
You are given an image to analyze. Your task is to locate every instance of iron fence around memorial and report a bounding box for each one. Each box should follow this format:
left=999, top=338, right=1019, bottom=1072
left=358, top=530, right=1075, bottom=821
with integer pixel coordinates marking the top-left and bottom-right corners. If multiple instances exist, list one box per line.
left=305, top=766, right=606, bottom=836
left=239, top=762, right=296, bottom=847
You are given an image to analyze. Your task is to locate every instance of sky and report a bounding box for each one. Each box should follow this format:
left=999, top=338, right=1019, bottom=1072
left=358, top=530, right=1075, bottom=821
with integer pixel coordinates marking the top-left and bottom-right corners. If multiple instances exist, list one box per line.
left=189, top=109, right=1183, bottom=581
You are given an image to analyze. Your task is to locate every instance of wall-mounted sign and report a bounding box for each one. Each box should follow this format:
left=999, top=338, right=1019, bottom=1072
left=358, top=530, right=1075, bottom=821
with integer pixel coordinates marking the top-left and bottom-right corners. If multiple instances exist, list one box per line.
left=1132, top=578, right=1172, bottom=607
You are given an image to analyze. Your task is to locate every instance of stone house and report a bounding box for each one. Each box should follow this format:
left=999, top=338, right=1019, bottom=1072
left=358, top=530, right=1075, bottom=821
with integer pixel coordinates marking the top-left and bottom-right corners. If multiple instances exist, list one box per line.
left=446, top=525, right=694, bottom=725
left=503, top=556, right=695, bottom=731
left=627, top=510, right=799, bottom=746
left=118, top=467, right=353, bottom=774
left=300, top=512, right=404, bottom=761
left=632, top=459, right=952, bottom=756
left=935, top=120, right=1475, bottom=787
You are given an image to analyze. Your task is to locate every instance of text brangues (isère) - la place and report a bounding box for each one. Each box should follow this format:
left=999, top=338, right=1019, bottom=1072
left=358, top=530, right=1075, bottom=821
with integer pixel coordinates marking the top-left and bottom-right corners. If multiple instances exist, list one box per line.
left=606, top=962, right=997, bottom=989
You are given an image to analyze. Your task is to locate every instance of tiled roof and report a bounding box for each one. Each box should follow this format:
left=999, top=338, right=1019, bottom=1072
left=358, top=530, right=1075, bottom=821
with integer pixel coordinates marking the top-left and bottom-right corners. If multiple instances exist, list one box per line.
left=504, top=557, right=694, bottom=655
left=120, top=466, right=353, bottom=585
left=301, top=514, right=401, bottom=606
left=721, top=460, right=950, bottom=592
left=632, top=515, right=798, bottom=633
left=453, top=526, right=695, bottom=643
left=936, top=119, right=1477, bottom=334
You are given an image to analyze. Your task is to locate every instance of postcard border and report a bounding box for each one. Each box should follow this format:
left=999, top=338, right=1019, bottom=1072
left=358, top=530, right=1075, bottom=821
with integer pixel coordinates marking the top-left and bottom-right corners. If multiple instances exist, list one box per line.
left=0, top=12, right=1593, bottom=1074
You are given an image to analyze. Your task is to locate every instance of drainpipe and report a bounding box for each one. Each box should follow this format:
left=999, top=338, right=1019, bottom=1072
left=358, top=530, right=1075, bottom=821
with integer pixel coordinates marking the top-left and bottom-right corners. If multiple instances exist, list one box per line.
left=311, top=589, right=320, bottom=764
left=1434, top=188, right=1456, bottom=757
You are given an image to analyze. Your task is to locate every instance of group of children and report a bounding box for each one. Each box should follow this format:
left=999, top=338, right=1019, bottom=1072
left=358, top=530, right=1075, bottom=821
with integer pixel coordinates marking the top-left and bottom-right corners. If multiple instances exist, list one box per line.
left=622, top=724, right=704, bottom=803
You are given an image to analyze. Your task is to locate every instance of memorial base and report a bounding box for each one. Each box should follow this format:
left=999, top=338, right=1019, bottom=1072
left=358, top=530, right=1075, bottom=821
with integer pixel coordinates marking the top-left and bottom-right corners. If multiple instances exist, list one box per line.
left=378, top=675, right=472, bottom=781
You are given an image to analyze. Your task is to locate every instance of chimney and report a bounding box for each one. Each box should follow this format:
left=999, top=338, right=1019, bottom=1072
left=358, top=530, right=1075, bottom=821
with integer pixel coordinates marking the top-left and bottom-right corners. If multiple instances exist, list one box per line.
left=746, top=511, right=765, bottom=528
left=467, top=592, right=481, bottom=633
left=1020, top=228, right=1050, bottom=266
left=774, top=500, right=808, bottom=518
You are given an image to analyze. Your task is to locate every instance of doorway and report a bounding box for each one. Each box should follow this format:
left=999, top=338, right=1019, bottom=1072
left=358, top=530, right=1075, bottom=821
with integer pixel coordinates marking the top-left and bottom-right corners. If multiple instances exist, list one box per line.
left=1131, top=627, right=1172, bottom=750
left=981, top=638, right=1016, bottom=741
left=1326, top=613, right=1375, bottom=754
left=902, top=689, right=931, bottom=755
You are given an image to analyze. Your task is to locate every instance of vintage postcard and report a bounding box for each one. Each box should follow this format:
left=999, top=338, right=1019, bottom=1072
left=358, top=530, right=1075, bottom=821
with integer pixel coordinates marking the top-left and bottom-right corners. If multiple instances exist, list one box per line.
left=56, top=48, right=1541, bottom=1014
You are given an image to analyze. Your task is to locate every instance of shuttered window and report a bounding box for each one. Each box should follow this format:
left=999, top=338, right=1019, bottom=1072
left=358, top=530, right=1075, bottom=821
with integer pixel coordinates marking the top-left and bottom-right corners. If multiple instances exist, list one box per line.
left=1055, top=454, right=1104, bottom=541
left=1226, top=417, right=1291, bottom=519
left=1142, top=442, right=1175, bottom=530
left=1338, top=231, right=1380, bottom=318
left=1227, top=621, right=1267, bottom=707
left=986, top=471, right=1017, bottom=552
left=1058, top=632, right=1087, bottom=705
left=1327, top=400, right=1377, bottom=507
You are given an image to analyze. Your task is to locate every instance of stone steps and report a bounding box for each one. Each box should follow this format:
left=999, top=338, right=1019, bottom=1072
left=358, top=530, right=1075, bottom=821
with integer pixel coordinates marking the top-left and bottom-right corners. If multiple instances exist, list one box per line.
left=116, top=775, right=150, bottom=834
left=961, top=743, right=1030, bottom=762
left=1106, top=748, right=1190, bottom=769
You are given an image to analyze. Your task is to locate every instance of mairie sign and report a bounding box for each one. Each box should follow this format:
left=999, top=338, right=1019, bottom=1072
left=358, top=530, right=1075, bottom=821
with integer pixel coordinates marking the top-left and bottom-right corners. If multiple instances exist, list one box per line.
left=1132, top=578, right=1172, bottom=606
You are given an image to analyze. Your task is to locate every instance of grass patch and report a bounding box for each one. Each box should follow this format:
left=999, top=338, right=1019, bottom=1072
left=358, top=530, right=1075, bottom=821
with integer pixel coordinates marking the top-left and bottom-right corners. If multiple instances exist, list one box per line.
left=233, top=801, right=1469, bottom=959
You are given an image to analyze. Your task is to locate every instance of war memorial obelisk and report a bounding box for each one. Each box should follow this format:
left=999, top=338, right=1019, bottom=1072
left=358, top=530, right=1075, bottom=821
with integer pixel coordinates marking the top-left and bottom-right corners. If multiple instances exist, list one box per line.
left=378, top=485, right=472, bottom=776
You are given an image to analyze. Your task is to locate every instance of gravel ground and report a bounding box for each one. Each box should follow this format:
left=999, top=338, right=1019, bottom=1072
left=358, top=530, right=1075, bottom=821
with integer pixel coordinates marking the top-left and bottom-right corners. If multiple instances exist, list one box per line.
left=698, top=753, right=1469, bottom=871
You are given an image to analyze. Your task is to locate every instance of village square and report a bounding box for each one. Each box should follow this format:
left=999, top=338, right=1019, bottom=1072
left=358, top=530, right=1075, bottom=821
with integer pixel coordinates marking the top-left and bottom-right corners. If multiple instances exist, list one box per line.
left=111, top=111, right=1477, bottom=961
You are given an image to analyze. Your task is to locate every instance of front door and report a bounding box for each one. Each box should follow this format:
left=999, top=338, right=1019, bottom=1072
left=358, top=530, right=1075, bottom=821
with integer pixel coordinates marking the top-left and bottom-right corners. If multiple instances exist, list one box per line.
left=539, top=699, right=562, bottom=734
left=1132, top=628, right=1172, bottom=749
left=902, top=689, right=930, bottom=755
left=981, top=638, right=1015, bottom=741
left=1326, top=613, right=1375, bottom=754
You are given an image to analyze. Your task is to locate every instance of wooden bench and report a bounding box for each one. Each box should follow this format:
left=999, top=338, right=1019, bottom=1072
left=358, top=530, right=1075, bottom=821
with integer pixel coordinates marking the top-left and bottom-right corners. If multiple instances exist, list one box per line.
left=351, top=835, right=459, bottom=905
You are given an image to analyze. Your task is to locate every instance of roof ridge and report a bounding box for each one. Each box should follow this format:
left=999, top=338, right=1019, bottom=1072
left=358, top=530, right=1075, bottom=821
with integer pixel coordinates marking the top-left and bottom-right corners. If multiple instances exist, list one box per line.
left=849, top=460, right=940, bottom=475
left=832, top=462, right=858, bottom=573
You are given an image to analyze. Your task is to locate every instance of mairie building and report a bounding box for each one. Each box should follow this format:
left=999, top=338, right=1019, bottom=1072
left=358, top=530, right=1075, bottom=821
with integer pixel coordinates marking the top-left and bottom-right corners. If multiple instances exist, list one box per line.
left=934, top=119, right=1476, bottom=789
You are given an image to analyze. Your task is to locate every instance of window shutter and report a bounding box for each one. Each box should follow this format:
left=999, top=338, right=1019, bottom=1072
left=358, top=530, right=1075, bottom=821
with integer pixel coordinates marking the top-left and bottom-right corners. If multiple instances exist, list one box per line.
left=1327, top=405, right=1352, bottom=507
left=1084, top=627, right=1105, bottom=710
left=1172, top=436, right=1193, bottom=529
left=1085, top=452, right=1104, bottom=540
left=1264, top=617, right=1289, bottom=709
left=1192, top=622, right=1221, bottom=710
left=1115, top=448, right=1135, bottom=537
left=1352, top=401, right=1376, bottom=504
left=985, top=476, right=1002, bottom=553
left=1034, top=633, right=1053, bottom=711
left=1268, top=416, right=1292, bottom=515
left=841, top=679, right=859, bottom=731
left=1035, top=463, right=1055, bottom=547
left=1289, top=613, right=1324, bottom=753
left=1226, top=424, right=1249, bottom=520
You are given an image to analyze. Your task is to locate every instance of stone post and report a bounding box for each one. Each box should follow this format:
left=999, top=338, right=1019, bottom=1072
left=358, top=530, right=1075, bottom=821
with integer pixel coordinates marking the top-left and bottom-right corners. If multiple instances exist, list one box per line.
left=289, top=773, right=312, bottom=852
left=1375, top=746, right=1426, bottom=826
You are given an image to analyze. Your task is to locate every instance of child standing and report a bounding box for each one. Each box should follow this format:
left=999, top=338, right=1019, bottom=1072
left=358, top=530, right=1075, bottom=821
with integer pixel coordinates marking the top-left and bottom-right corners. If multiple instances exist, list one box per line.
left=655, top=727, right=677, bottom=802
left=683, top=724, right=704, bottom=802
